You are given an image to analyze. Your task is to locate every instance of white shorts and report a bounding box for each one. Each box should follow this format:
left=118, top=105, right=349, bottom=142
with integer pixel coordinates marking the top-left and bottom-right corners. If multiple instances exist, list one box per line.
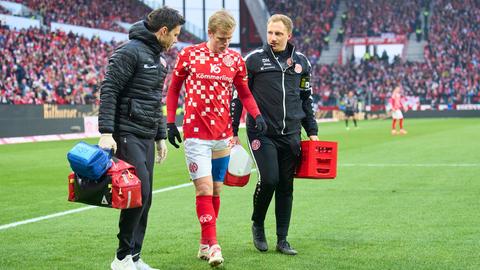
left=392, top=109, right=403, bottom=119
left=184, top=137, right=233, bottom=180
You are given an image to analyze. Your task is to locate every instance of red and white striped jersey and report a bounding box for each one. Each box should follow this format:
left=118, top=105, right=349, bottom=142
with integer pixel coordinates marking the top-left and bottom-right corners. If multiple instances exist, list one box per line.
left=167, top=42, right=260, bottom=140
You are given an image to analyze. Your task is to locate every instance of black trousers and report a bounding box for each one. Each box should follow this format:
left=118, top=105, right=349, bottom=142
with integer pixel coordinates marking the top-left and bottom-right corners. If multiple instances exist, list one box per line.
left=247, top=130, right=301, bottom=239
left=114, top=133, right=155, bottom=260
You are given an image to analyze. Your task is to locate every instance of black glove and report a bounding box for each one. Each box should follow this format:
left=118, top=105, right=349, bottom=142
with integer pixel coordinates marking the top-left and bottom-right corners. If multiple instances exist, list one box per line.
left=255, top=115, right=267, bottom=135
left=167, top=123, right=182, bottom=148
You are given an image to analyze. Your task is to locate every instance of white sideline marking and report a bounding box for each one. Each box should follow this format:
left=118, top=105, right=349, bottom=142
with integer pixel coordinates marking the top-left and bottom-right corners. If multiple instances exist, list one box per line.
left=0, top=183, right=192, bottom=231
left=340, top=163, right=480, bottom=167
left=2, top=162, right=475, bottom=231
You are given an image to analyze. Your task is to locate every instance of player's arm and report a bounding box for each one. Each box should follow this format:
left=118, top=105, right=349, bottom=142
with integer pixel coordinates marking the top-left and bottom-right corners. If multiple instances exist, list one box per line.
left=298, top=56, right=318, bottom=139
left=166, top=50, right=188, bottom=124
left=233, top=68, right=260, bottom=118
left=165, top=49, right=188, bottom=148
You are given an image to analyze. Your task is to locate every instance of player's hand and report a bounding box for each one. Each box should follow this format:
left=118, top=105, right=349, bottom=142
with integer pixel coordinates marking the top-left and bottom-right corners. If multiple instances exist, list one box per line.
left=155, top=139, right=168, bottom=164
left=255, top=115, right=267, bottom=135
left=232, top=136, right=241, bottom=145
left=98, top=133, right=117, bottom=153
left=167, top=123, right=182, bottom=148
left=309, top=135, right=319, bottom=141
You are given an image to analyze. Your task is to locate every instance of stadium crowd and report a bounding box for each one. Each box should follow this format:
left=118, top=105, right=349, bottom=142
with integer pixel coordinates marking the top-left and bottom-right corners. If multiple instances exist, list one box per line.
left=264, top=0, right=338, bottom=65
left=312, top=0, right=480, bottom=107
left=12, top=0, right=151, bottom=32
left=0, top=23, right=182, bottom=105
left=343, top=0, right=425, bottom=37
left=0, top=24, right=116, bottom=104
left=1, top=0, right=479, bottom=106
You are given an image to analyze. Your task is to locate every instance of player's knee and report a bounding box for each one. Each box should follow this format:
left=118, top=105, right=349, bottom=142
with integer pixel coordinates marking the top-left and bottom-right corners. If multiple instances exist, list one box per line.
left=194, top=178, right=213, bottom=196
left=213, top=183, right=222, bottom=196
left=258, top=176, right=278, bottom=191
left=211, top=156, right=229, bottom=182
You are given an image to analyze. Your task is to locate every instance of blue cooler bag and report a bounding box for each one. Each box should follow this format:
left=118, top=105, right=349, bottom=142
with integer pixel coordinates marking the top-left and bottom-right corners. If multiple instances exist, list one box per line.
left=67, top=141, right=113, bottom=181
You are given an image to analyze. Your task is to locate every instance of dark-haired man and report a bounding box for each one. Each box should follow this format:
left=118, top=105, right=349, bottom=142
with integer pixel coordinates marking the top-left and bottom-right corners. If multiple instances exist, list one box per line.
left=98, top=7, right=185, bottom=270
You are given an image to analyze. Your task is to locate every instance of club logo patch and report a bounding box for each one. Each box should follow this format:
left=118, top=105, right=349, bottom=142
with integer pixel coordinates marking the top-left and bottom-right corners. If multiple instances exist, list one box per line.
left=199, top=214, right=213, bottom=223
left=223, top=55, right=234, bottom=67
left=189, top=162, right=198, bottom=173
left=294, top=64, right=303, bottom=73
left=287, top=57, right=293, bottom=66
left=251, top=139, right=261, bottom=151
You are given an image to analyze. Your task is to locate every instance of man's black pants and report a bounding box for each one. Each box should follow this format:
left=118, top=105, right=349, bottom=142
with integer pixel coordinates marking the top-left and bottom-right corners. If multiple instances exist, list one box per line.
left=247, top=131, right=301, bottom=239
left=114, top=133, right=155, bottom=260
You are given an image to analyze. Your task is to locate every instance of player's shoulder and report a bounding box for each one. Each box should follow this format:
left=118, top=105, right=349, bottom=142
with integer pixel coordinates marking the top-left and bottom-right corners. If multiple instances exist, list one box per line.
left=180, top=42, right=207, bottom=55
left=244, top=47, right=264, bottom=60
left=295, top=51, right=311, bottom=67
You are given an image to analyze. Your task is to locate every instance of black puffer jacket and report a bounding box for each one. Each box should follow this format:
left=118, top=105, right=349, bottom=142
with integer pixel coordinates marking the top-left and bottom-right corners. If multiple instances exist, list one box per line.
left=98, top=21, right=168, bottom=140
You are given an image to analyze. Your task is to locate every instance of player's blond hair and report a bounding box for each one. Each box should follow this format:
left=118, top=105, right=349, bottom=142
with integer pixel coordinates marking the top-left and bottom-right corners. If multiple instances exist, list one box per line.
left=208, top=10, right=236, bottom=33
left=268, top=14, right=293, bottom=34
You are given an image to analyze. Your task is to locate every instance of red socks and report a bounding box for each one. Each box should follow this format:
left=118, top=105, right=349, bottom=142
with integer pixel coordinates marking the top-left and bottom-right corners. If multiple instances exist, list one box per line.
left=212, top=195, right=220, bottom=218
left=196, top=195, right=217, bottom=245
left=392, top=119, right=397, bottom=129
left=399, top=119, right=404, bottom=129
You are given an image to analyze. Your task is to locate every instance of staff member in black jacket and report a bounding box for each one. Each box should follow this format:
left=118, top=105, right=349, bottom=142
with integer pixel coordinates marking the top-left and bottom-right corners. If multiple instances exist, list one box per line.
left=232, top=14, right=318, bottom=256
left=98, top=7, right=184, bottom=270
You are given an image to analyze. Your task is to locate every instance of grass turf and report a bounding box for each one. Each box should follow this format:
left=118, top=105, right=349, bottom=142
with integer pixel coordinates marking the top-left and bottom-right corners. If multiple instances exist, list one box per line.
left=0, top=118, right=479, bottom=269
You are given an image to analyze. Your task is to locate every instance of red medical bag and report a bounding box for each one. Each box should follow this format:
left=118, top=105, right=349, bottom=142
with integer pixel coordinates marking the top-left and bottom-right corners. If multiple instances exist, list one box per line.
left=295, top=140, right=338, bottom=179
left=68, top=158, right=142, bottom=209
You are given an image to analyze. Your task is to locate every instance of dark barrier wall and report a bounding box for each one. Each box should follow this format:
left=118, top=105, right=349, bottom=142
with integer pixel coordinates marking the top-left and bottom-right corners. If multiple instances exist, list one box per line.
left=2, top=104, right=479, bottom=138
left=0, top=105, right=98, bottom=137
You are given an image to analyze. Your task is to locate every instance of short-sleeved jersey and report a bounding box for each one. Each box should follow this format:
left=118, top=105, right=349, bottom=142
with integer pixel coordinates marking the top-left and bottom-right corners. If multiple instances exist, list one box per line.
left=389, top=92, right=403, bottom=110
left=172, top=42, right=248, bottom=140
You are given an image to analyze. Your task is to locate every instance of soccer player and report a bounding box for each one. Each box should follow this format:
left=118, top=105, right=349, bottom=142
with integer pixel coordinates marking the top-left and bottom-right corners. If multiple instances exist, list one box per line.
left=232, top=14, right=318, bottom=255
left=389, top=85, right=407, bottom=135
left=98, top=7, right=185, bottom=270
left=343, top=90, right=358, bottom=130
left=165, top=10, right=267, bottom=267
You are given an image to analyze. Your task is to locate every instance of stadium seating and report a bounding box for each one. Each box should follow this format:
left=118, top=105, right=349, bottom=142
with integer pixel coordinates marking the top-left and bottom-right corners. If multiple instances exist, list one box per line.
left=0, top=5, right=11, bottom=14
left=12, top=0, right=150, bottom=32
left=1, top=0, right=479, bottom=106
left=263, top=0, right=338, bottom=65
left=343, top=0, right=423, bottom=37
left=312, top=0, right=479, bottom=107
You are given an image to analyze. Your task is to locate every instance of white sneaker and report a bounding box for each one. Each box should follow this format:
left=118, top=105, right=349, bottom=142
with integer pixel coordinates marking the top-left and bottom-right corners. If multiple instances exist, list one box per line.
left=197, top=244, right=210, bottom=260
left=111, top=255, right=136, bottom=270
left=208, top=244, right=224, bottom=267
left=135, top=258, right=159, bottom=270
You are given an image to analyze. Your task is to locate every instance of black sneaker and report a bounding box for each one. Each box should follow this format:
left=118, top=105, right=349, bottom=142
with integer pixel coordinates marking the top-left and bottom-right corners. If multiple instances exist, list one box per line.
left=252, top=224, right=268, bottom=252
left=276, top=240, right=298, bottom=255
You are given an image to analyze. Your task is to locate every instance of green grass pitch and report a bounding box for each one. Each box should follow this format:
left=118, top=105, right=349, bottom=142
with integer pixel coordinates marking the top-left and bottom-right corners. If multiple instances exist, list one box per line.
left=0, top=118, right=479, bottom=269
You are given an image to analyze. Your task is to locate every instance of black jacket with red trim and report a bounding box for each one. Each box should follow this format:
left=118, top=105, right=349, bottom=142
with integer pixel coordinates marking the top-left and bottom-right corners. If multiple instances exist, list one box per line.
left=232, top=42, right=317, bottom=137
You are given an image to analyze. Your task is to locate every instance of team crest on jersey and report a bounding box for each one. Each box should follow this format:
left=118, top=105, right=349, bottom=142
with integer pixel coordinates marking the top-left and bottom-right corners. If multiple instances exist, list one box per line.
left=251, top=139, right=261, bottom=151
left=294, top=64, right=303, bottom=73
left=222, top=55, right=234, bottom=67
left=287, top=58, right=293, bottom=66
left=189, top=162, right=198, bottom=173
